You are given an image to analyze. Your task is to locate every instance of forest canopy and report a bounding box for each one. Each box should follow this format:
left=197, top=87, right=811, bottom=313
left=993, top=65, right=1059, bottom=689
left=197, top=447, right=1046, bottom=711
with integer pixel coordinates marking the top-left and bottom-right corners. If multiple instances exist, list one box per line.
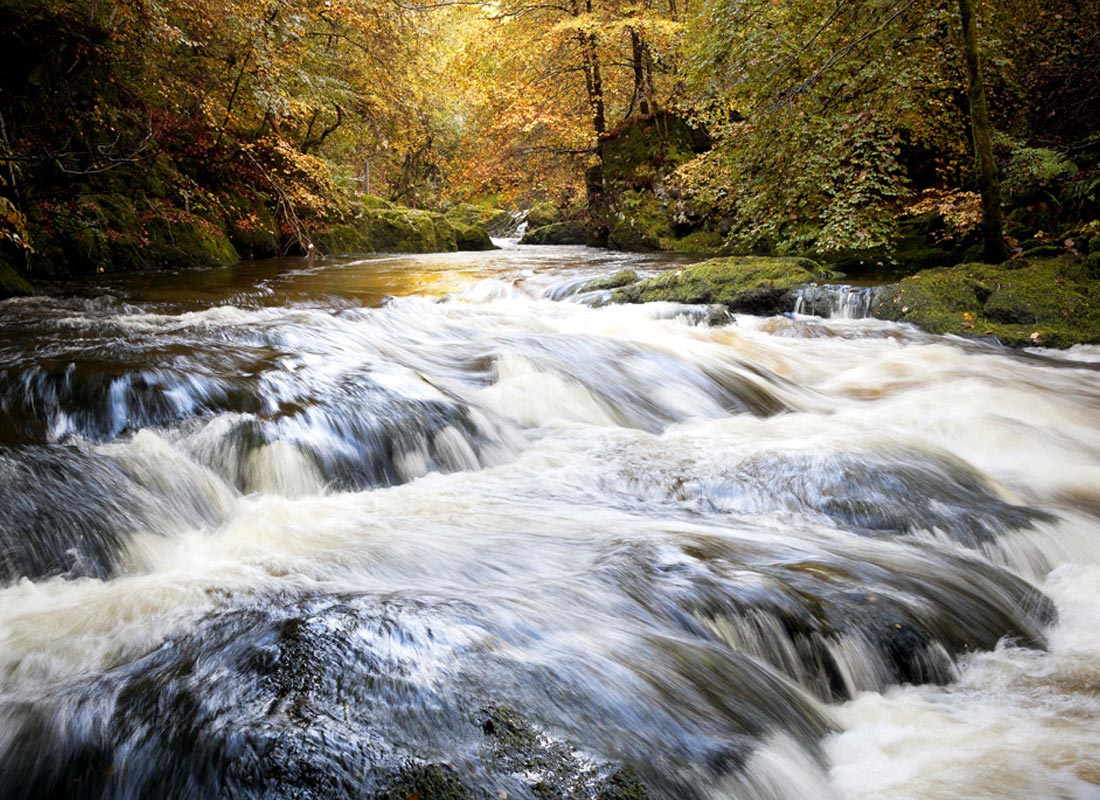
left=0, top=0, right=1097, bottom=278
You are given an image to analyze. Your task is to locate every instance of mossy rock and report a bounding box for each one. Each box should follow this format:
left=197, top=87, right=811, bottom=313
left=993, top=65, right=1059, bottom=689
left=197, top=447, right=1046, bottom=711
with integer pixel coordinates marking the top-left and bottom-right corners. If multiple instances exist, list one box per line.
left=581, top=269, right=640, bottom=292
left=525, top=201, right=560, bottom=229
left=141, top=154, right=178, bottom=199
left=141, top=210, right=240, bottom=269
left=374, top=762, right=471, bottom=800
left=28, top=194, right=238, bottom=274
left=431, top=214, right=460, bottom=252
left=607, top=191, right=672, bottom=252
left=0, top=255, right=33, bottom=298
left=447, top=202, right=512, bottom=234
left=1088, top=251, right=1100, bottom=279
left=872, top=255, right=1100, bottom=347
left=319, top=205, right=463, bottom=254
left=360, top=195, right=396, bottom=211
left=612, top=256, right=827, bottom=314
left=600, top=112, right=705, bottom=185
left=521, top=220, right=589, bottom=245
left=453, top=222, right=497, bottom=251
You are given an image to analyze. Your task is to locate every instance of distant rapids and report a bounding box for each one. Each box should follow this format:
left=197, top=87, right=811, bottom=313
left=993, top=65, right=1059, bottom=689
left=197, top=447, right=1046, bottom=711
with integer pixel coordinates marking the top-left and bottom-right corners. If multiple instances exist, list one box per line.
left=1, top=243, right=1099, bottom=799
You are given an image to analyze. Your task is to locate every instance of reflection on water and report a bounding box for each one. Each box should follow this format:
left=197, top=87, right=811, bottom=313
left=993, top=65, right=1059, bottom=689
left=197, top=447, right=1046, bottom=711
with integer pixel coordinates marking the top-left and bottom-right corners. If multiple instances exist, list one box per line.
left=0, top=242, right=1099, bottom=799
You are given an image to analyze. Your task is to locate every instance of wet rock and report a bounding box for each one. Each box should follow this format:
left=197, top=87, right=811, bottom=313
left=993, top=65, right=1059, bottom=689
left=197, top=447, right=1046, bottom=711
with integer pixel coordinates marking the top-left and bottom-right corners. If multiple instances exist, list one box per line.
left=873, top=254, right=1100, bottom=347
left=374, top=763, right=472, bottom=800
left=579, top=270, right=639, bottom=293
left=611, top=256, right=828, bottom=315
left=520, top=221, right=589, bottom=246
left=525, top=202, right=560, bottom=230
left=320, top=203, right=495, bottom=254
left=0, top=447, right=138, bottom=582
left=453, top=222, right=498, bottom=251
left=0, top=598, right=669, bottom=800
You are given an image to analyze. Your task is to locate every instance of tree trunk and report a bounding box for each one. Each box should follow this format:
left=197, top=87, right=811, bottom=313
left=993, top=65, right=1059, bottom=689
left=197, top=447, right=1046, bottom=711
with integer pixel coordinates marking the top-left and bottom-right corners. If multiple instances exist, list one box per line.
left=630, top=28, right=649, bottom=117
left=957, top=0, right=1007, bottom=262
left=573, top=0, right=609, bottom=244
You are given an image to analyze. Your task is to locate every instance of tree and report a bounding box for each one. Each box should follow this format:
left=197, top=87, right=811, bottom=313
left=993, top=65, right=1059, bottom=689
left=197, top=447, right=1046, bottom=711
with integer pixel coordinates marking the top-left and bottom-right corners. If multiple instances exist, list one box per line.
left=956, top=0, right=1007, bottom=262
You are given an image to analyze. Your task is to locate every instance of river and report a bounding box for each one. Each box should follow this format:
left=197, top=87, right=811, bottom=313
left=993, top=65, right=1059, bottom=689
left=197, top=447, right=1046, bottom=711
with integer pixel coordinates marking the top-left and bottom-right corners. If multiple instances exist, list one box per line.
left=1, top=242, right=1099, bottom=799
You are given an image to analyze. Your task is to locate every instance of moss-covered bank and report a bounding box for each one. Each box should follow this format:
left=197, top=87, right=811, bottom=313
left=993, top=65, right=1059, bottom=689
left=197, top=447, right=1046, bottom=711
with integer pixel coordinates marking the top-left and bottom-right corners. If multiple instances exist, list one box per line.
left=872, top=254, right=1100, bottom=348
left=1, top=192, right=505, bottom=296
left=611, top=256, right=830, bottom=315
left=318, top=198, right=499, bottom=254
left=0, top=254, right=33, bottom=299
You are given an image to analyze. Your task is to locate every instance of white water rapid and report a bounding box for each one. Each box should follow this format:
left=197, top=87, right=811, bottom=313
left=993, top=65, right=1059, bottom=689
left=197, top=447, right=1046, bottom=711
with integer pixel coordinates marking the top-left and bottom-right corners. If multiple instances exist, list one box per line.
left=1, top=243, right=1098, bottom=799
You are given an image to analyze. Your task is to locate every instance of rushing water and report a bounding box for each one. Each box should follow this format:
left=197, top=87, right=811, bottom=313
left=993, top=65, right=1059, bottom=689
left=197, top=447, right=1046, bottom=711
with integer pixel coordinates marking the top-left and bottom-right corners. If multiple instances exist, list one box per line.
left=1, top=243, right=1099, bottom=799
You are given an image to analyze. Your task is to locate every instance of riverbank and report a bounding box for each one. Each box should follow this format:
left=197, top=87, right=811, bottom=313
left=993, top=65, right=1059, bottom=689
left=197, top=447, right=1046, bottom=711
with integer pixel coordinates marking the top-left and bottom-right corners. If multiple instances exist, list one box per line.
left=605, top=251, right=1100, bottom=348
left=0, top=194, right=512, bottom=300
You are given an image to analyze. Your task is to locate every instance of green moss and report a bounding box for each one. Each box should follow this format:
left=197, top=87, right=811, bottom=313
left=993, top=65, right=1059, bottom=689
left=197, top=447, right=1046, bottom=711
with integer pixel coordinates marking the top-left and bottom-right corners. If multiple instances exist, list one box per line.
left=0, top=255, right=33, bottom=298
left=581, top=270, right=640, bottom=292
left=142, top=210, right=240, bottom=269
left=598, top=767, right=651, bottom=800
left=374, top=763, right=471, bottom=800
left=141, top=155, right=178, bottom=199
left=452, top=222, right=497, bottom=251
left=447, top=202, right=512, bottom=234
left=873, top=255, right=1100, bottom=347
left=665, top=229, right=726, bottom=254
left=521, top=221, right=588, bottom=245
left=430, top=214, right=460, bottom=251
left=612, top=256, right=826, bottom=314
left=607, top=191, right=673, bottom=252
left=526, top=201, right=560, bottom=229
left=360, top=195, right=396, bottom=210
left=600, top=113, right=702, bottom=185
left=319, top=205, right=467, bottom=254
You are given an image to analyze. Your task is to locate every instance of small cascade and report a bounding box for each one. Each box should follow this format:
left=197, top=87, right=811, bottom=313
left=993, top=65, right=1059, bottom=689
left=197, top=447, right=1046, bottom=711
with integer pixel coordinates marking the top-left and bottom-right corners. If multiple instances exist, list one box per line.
left=1, top=250, right=1099, bottom=800
left=491, top=209, right=528, bottom=240
left=793, top=284, right=888, bottom=319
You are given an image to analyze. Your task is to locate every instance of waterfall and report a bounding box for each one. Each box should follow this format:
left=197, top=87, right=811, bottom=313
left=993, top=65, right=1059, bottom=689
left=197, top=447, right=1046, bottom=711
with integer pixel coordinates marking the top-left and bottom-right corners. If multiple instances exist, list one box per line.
left=792, top=284, right=889, bottom=319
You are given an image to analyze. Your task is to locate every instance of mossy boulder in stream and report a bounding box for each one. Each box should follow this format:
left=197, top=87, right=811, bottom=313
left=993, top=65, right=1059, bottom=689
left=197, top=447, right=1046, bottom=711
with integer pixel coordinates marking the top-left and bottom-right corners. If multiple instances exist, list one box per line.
left=446, top=202, right=513, bottom=240
left=872, top=254, right=1100, bottom=347
left=521, top=220, right=589, bottom=245
left=580, top=270, right=641, bottom=293
left=320, top=202, right=497, bottom=254
left=612, top=256, right=828, bottom=315
left=525, top=201, right=560, bottom=229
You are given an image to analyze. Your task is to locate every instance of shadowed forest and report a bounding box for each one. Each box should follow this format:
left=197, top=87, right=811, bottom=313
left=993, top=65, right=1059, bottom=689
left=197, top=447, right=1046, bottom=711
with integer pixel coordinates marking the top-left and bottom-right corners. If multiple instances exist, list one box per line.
left=1, top=0, right=1097, bottom=287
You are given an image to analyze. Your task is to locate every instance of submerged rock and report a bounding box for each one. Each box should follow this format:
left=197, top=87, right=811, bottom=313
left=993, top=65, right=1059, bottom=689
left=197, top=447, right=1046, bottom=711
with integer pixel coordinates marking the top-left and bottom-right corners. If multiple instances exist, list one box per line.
left=611, top=256, right=829, bottom=315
